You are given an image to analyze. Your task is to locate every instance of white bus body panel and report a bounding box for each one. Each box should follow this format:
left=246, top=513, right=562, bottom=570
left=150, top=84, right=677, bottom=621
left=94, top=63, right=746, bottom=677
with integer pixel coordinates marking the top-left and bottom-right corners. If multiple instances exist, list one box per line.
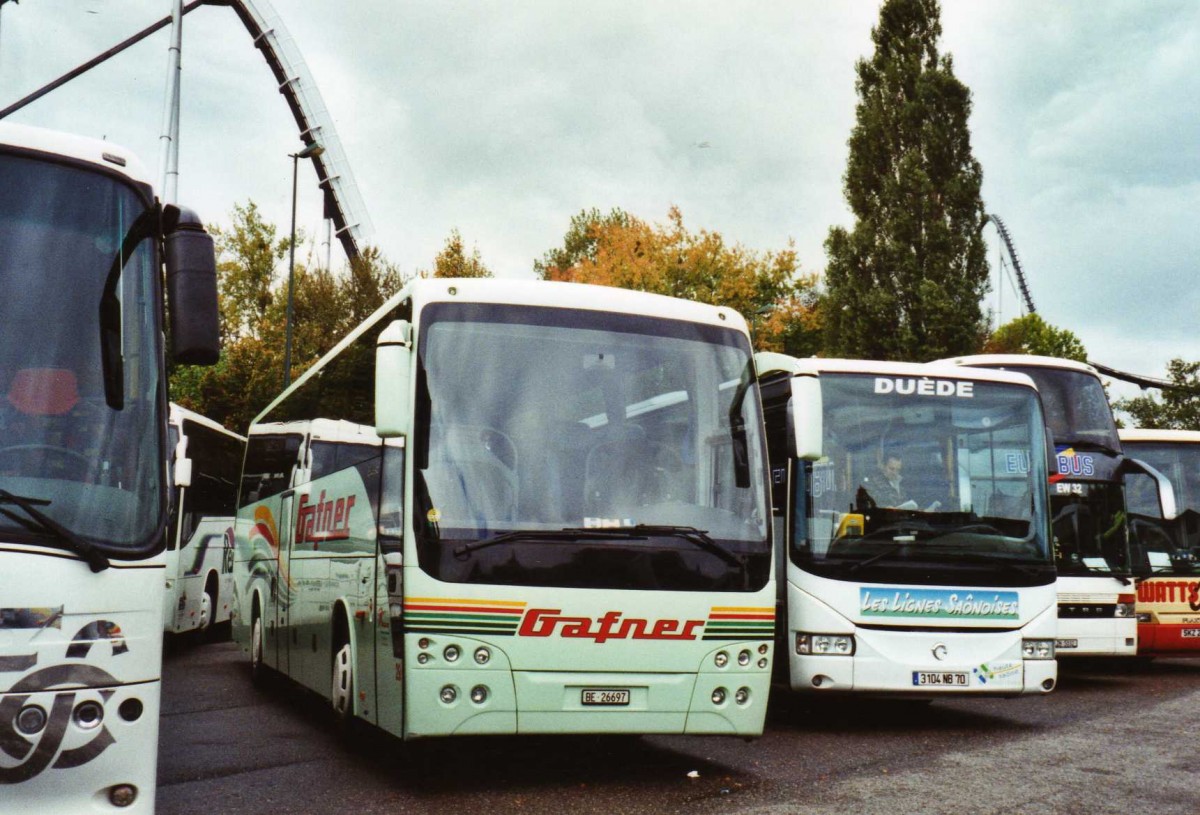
left=785, top=565, right=1057, bottom=696
left=0, top=549, right=163, bottom=813
left=1054, top=575, right=1137, bottom=657
left=164, top=518, right=235, bottom=635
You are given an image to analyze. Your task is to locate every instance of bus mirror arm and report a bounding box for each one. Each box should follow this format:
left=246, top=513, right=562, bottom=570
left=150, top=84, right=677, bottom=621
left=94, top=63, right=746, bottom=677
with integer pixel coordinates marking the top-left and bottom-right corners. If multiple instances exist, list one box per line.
left=1121, top=457, right=1178, bottom=521
left=173, top=457, right=193, bottom=488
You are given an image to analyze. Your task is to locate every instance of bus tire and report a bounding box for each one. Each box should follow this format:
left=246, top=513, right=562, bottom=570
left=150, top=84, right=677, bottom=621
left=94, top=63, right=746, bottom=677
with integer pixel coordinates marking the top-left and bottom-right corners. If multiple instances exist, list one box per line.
left=198, top=584, right=214, bottom=637
left=250, top=613, right=269, bottom=688
left=332, top=640, right=354, bottom=727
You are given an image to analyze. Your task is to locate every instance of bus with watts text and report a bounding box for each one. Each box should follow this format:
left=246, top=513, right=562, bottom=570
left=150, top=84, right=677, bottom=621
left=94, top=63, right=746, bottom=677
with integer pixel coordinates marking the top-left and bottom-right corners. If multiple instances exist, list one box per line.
left=1119, top=428, right=1200, bottom=657
left=756, top=355, right=1058, bottom=697
left=233, top=277, right=775, bottom=737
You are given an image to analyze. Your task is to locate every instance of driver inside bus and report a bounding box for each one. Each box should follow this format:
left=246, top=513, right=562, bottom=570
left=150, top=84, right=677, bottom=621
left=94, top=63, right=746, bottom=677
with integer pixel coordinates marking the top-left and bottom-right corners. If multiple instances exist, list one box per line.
left=861, top=450, right=909, bottom=508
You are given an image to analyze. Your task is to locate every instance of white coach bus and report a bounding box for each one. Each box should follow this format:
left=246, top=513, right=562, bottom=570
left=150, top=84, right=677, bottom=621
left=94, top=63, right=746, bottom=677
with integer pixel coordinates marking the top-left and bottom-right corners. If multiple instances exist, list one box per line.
left=233, top=278, right=776, bottom=738
left=944, top=356, right=1143, bottom=657
left=756, top=355, right=1058, bottom=697
left=0, top=123, right=219, bottom=812
left=164, top=404, right=244, bottom=639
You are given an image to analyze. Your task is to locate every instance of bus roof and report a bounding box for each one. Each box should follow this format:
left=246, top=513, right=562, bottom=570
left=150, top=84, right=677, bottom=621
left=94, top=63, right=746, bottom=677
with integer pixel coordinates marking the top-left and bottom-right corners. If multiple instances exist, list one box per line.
left=1119, top=428, right=1200, bottom=444
left=939, top=354, right=1099, bottom=377
left=169, top=402, right=246, bottom=441
left=754, top=353, right=1039, bottom=391
left=256, top=277, right=752, bottom=425
left=0, top=121, right=152, bottom=187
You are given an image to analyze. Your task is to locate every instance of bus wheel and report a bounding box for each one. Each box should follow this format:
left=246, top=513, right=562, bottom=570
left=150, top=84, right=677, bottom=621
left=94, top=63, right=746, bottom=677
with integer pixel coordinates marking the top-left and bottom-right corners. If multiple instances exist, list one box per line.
left=198, top=589, right=213, bottom=633
left=250, top=615, right=267, bottom=688
left=332, top=642, right=354, bottom=725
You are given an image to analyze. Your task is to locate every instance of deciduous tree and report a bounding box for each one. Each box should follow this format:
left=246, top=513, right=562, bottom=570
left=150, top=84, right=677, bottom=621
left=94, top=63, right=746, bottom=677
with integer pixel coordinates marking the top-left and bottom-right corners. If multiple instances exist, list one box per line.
left=823, top=0, right=990, bottom=361
left=983, top=314, right=1087, bottom=362
left=1115, top=359, right=1200, bottom=430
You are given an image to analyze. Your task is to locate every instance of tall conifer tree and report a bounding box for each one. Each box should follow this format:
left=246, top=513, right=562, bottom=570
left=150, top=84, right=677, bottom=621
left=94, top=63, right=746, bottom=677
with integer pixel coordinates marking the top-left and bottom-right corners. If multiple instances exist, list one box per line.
left=823, top=0, right=989, bottom=361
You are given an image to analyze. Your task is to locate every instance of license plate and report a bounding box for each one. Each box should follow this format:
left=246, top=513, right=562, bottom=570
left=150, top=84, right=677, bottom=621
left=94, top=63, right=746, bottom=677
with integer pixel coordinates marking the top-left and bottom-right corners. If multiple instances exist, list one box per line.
left=1055, top=639, right=1078, bottom=648
left=581, top=689, right=630, bottom=706
left=1182, top=629, right=1200, bottom=638
left=912, top=671, right=968, bottom=686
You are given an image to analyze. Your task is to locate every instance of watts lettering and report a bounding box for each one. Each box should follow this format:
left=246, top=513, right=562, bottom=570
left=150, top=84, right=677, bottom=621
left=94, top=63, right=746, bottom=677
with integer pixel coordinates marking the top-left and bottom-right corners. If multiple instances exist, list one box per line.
left=874, top=378, right=974, bottom=398
left=296, top=490, right=356, bottom=544
left=518, top=608, right=704, bottom=643
left=1137, top=580, right=1200, bottom=610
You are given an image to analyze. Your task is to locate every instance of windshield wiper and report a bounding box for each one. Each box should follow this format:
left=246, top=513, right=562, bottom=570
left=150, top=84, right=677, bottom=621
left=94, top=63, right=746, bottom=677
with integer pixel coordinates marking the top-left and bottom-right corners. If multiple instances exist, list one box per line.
left=453, top=528, right=647, bottom=559
left=0, top=489, right=109, bottom=572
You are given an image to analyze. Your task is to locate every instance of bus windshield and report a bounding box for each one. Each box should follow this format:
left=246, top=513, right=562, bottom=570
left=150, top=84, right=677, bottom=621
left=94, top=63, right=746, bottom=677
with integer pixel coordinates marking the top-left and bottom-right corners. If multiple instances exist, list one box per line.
left=1007, top=366, right=1119, bottom=452
left=1050, top=483, right=1131, bottom=577
left=794, top=373, right=1052, bottom=585
left=1123, top=441, right=1200, bottom=575
left=414, top=302, right=770, bottom=592
left=0, top=152, right=164, bottom=555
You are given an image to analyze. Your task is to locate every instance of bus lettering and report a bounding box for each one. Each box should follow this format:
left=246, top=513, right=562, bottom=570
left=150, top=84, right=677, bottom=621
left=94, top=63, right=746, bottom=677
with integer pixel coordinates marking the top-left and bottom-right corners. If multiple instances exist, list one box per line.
left=296, top=491, right=356, bottom=544
left=874, top=378, right=973, bottom=398
left=517, top=608, right=704, bottom=642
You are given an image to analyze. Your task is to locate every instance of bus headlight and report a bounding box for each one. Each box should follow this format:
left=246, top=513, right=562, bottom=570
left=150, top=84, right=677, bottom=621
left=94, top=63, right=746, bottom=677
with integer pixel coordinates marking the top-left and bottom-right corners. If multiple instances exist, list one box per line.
left=474, top=647, right=491, bottom=665
left=1114, top=602, right=1136, bottom=618
left=440, top=685, right=458, bottom=704
left=714, top=651, right=729, bottom=668
left=1137, top=612, right=1152, bottom=623
left=737, top=649, right=751, bottom=666
left=796, top=633, right=855, bottom=655
left=16, top=705, right=47, bottom=735
left=1022, top=639, right=1055, bottom=660
left=443, top=644, right=461, bottom=662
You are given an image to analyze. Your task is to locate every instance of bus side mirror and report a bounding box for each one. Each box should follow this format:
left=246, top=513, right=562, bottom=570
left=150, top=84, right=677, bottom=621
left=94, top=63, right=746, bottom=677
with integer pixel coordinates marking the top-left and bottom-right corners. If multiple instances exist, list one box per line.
left=1122, top=457, right=1178, bottom=520
left=165, top=205, right=220, bottom=366
left=376, top=320, right=413, bottom=438
left=173, top=457, right=193, bottom=488
left=789, top=374, right=822, bottom=461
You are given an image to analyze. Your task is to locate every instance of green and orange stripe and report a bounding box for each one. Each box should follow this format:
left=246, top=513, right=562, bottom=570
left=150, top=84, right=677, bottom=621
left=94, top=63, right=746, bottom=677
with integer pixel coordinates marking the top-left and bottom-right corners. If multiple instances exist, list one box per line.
left=403, top=597, right=526, bottom=636
left=702, top=606, right=774, bottom=641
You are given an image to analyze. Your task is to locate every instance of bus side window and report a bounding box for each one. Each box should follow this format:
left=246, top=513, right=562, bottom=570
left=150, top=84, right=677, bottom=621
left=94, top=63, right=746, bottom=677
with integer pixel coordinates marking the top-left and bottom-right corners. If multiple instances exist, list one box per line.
left=379, top=443, right=405, bottom=547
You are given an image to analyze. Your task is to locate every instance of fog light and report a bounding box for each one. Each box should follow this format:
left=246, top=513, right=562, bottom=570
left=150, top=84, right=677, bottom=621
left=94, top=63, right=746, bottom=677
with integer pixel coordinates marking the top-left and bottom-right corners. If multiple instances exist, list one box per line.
left=711, top=687, right=727, bottom=705
left=15, top=705, right=46, bottom=735
left=714, top=651, right=729, bottom=668
left=474, top=647, right=491, bottom=665
left=1137, top=612, right=1151, bottom=623
left=735, top=687, right=750, bottom=705
left=440, top=685, right=458, bottom=704
left=738, top=649, right=751, bottom=666
left=418, top=637, right=431, bottom=649
left=758, top=643, right=769, bottom=655
left=443, top=644, right=461, bottom=663
left=108, top=785, right=137, bottom=808
left=757, top=658, right=768, bottom=669
left=73, top=701, right=103, bottom=730
left=1022, top=639, right=1055, bottom=660
left=1042, top=678, right=1055, bottom=691
left=470, top=685, right=488, bottom=704
left=417, top=653, right=431, bottom=664
left=118, top=698, right=143, bottom=722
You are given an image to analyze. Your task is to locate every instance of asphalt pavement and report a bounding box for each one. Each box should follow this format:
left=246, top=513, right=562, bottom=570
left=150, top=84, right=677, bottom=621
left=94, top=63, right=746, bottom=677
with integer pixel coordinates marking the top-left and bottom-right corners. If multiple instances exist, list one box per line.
left=158, top=641, right=1200, bottom=815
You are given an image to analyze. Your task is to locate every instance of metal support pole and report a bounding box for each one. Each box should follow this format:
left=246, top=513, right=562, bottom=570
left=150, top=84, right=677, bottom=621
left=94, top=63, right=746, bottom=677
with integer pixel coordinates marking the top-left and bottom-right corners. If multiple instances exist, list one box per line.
left=158, top=0, right=184, bottom=203
left=284, top=151, right=299, bottom=389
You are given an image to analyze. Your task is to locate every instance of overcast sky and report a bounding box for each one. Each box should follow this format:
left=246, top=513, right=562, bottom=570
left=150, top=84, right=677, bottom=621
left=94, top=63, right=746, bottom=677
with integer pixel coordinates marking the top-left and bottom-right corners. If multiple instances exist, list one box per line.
left=2, top=1, right=1197, bottom=402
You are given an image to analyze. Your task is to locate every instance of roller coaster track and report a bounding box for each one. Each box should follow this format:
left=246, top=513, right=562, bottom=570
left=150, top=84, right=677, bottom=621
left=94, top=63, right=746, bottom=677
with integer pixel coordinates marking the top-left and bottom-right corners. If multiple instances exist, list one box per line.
left=0, top=0, right=374, bottom=259
left=990, top=214, right=1035, bottom=315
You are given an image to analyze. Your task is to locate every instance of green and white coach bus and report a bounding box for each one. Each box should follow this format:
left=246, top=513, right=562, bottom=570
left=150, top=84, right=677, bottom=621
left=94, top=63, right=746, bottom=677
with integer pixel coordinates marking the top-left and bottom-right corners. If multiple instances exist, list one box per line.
left=233, top=278, right=775, bottom=737
left=0, top=123, right=219, bottom=812
left=756, top=355, right=1058, bottom=697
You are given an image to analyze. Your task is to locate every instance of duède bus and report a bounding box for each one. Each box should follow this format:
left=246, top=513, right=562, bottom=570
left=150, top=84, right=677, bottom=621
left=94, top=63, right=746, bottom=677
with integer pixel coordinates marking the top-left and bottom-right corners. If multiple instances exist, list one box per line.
left=232, top=278, right=776, bottom=738
left=0, top=123, right=219, bottom=813
left=756, top=354, right=1058, bottom=696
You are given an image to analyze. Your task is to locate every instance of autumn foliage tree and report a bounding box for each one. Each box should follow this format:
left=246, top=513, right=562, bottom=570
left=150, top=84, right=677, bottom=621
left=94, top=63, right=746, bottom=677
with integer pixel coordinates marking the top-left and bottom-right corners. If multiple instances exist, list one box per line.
left=823, top=0, right=990, bottom=361
left=428, top=229, right=493, bottom=278
left=536, top=206, right=821, bottom=356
